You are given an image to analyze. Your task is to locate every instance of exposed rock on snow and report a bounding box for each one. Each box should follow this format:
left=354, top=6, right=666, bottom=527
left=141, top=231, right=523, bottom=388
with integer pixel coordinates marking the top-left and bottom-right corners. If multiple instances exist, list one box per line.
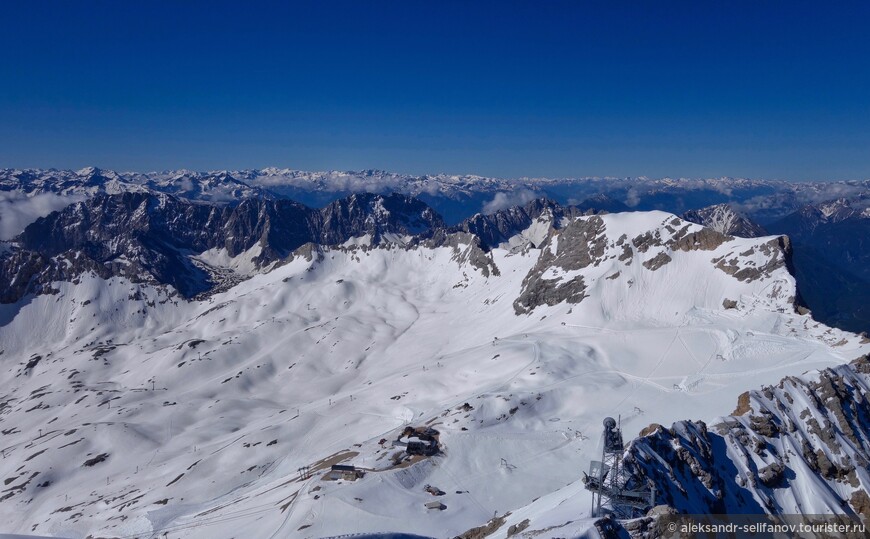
left=452, top=198, right=580, bottom=251
left=683, top=204, right=768, bottom=238
left=624, top=354, right=870, bottom=518
left=0, top=202, right=866, bottom=539
left=513, top=216, right=606, bottom=314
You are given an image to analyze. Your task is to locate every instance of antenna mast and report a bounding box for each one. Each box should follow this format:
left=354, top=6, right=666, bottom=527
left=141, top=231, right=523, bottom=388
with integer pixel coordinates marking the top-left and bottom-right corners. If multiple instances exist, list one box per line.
left=583, top=416, right=654, bottom=519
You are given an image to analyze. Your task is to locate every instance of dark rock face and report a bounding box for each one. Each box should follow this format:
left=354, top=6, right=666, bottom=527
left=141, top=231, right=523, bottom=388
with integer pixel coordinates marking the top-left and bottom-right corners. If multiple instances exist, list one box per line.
left=0, top=248, right=111, bottom=303
left=1, top=191, right=447, bottom=302
left=623, top=355, right=870, bottom=518
left=452, top=198, right=582, bottom=250
left=220, top=198, right=315, bottom=262
left=642, top=252, right=672, bottom=271
left=18, top=192, right=214, bottom=255
left=317, top=193, right=444, bottom=245
left=15, top=193, right=224, bottom=296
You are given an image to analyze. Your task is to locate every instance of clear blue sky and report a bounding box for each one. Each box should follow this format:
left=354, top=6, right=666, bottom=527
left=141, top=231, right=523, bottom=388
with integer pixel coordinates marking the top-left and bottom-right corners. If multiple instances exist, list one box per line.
left=2, top=1, right=869, bottom=180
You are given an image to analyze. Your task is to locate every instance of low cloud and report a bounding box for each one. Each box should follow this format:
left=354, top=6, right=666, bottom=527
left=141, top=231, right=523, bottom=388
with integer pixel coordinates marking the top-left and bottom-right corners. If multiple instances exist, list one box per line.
left=251, top=171, right=406, bottom=194
left=0, top=192, right=85, bottom=240
left=482, top=189, right=537, bottom=214
left=625, top=187, right=642, bottom=208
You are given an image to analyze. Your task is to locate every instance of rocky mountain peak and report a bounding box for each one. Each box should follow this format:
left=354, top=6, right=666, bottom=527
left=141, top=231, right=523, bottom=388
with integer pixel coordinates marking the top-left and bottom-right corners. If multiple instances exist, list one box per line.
left=817, top=198, right=860, bottom=222
left=1, top=191, right=449, bottom=302
left=514, top=212, right=794, bottom=315
left=624, top=354, right=870, bottom=520
left=318, top=192, right=445, bottom=244
left=682, top=203, right=768, bottom=238
left=575, top=193, right=631, bottom=214
left=452, top=198, right=582, bottom=251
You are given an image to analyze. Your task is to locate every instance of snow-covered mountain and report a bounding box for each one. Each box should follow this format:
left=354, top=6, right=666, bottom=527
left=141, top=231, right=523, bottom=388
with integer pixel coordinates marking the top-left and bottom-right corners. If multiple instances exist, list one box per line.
left=766, top=198, right=870, bottom=335
left=1, top=192, right=444, bottom=301
left=5, top=169, right=869, bottom=334
left=3, top=167, right=869, bottom=233
left=486, top=354, right=870, bottom=538
left=0, top=193, right=623, bottom=305
left=1, top=200, right=867, bottom=538
left=5, top=169, right=867, bottom=334
left=0, top=167, right=271, bottom=201
left=682, top=203, right=768, bottom=238
left=769, top=198, right=870, bottom=236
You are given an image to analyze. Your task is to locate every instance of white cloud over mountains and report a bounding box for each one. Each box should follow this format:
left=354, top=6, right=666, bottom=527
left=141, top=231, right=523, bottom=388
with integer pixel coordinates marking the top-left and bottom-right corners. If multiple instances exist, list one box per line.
left=0, top=192, right=83, bottom=240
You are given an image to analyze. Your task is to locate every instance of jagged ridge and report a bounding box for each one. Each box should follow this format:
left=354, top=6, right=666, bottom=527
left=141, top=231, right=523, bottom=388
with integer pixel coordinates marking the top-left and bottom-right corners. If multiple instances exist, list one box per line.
left=1, top=192, right=444, bottom=300
left=623, top=354, right=870, bottom=520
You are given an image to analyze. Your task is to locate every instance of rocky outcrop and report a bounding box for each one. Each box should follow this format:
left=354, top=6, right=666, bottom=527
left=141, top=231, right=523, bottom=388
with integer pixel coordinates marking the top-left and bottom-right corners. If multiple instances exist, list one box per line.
left=630, top=217, right=730, bottom=254
left=642, top=252, right=672, bottom=271
left=421, top=231, right=500, bottom=278
left=623, top=354, right=870, bottom=518
left=513, top=216, right=606, bottom=314
left=712, top=236, right=791, bottom=284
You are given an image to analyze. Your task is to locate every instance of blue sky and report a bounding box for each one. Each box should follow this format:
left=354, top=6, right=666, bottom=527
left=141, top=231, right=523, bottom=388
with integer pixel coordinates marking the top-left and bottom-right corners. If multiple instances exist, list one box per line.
left=1, top=1, right=869, bottom=180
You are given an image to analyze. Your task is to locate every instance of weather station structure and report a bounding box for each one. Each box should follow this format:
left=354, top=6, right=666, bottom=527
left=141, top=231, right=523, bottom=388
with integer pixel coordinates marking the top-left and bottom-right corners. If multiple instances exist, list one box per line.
left=583, top=417, right=655, bottom=519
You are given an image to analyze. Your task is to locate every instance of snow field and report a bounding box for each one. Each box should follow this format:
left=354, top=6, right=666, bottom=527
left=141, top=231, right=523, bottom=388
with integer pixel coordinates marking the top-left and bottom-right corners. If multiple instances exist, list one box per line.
left=0, top=212, right=866, bottom=538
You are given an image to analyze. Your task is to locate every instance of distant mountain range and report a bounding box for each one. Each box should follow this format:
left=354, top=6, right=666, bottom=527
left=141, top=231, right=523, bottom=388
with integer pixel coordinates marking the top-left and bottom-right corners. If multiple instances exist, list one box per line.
left=2, top=167, right=869, bottom=335
left=1, top=167, right=869, bottom=537
left=766, top=199, right=870, bottom=334
left=3, top=167, right=869, bottom=224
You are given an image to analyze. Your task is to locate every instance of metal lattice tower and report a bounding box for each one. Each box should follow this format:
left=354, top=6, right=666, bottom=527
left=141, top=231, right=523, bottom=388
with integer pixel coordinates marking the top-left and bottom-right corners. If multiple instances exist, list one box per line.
left=583, top=417, right=655, bottom=519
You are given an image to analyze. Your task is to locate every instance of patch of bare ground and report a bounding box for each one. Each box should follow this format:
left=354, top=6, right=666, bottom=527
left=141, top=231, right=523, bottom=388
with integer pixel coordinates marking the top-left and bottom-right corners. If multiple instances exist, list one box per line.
left=309, top=449, right=359, bottom=474
left=455, top=512, right=510, bottom=539
left=732, top=391, right=751, bottom=415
